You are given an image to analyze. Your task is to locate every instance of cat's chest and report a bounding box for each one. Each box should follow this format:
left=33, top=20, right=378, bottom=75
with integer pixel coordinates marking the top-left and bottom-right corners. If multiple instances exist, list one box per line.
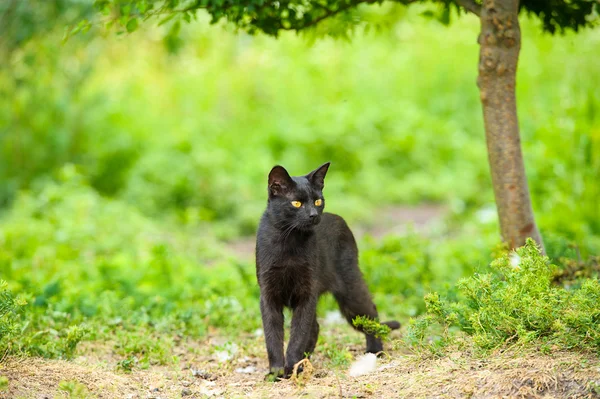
left=262, top=248, right=316, bottom=274
left=258, top=247, right=318, bottom=303
left=258, top=233, right=318, bottom=266
left=266, top=263, right=314, bottom=307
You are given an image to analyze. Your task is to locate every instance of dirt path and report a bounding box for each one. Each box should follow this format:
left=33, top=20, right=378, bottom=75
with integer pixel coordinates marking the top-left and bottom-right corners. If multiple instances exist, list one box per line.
left=3, top=346, right=600, bottom=398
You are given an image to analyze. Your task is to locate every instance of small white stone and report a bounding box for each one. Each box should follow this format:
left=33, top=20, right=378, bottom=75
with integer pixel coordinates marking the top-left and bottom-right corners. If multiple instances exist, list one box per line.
left=198, top=380, right=222, bottom=397
left=349, top=353, right=377, bottom=377
left=214, top=342, right=238, bottom=362
left=235, top=366, right=257, bottom=374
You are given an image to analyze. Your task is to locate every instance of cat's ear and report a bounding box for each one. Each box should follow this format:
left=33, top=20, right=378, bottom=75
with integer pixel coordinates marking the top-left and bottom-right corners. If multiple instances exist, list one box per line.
left=306, top=162, right=330, bottom=191
left=268, top=165, right=294, bottom=196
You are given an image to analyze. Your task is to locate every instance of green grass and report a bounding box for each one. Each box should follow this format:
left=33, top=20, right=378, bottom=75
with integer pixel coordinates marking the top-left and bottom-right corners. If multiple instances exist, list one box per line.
left=1, top=168, right=596, bottom=364
left=58, top=380, right=94, bottom=399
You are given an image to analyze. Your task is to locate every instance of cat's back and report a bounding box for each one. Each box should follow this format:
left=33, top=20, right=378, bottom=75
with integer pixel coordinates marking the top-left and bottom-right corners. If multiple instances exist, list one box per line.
left=317, top=212, right=349, bottom=231
left=315, top=212, right=358, bottom=250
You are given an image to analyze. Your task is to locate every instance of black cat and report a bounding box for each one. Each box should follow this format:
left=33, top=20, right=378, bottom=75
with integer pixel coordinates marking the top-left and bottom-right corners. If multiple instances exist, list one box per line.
left=255, top=162, right=400, bottom=379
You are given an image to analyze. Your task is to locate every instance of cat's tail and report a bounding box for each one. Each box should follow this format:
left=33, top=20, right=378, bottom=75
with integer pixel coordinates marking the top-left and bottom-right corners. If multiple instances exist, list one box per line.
left=382, top=320, right=401, bottom=330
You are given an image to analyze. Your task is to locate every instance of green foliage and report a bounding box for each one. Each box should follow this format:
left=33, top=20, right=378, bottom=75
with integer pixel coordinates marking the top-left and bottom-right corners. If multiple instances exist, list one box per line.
left=321, top=344, right=353, bottom=367
left=116, top=356, right=137, bottom=373
left=91, top=0, right=599, bottom=41
left=0, top=167, right=261, bottom=360
left=408, top=239, right=600, bottom=353
left=114, top=330, right=175, bottom=368
left=0, top=376, right=7, bottom=391
left=521, top=0, right=600, bottom=34
left=360, top=232, right=494, bottom=317
left=553, top=254, right=600, bottom=287
left=352, top=316, right=392, bottom=341
left=0, top=164, right=497, bottom=362
left=2, top=12, right=600, bottom=243
left=121, top=148, right=241, bottom=228
left=0, top=280, right=28, bottom=352
left=0, top=279, right=88, bottom=359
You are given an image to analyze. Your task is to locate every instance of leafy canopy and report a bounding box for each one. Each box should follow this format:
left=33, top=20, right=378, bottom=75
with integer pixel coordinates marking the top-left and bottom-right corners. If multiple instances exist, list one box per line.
left=90, top=0, right=599, bottom=39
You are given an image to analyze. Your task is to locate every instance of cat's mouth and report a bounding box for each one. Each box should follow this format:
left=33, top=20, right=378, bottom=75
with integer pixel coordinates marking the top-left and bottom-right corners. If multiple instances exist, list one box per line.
left=300, top=217, right=321, bottom=229
left=276, top=218, right=321, bottom=233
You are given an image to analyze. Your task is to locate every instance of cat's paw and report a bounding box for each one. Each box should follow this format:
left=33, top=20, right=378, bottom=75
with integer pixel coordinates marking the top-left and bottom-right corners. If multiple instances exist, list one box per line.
left=283, top=365, right=294, bottom=378
left=283, top=363, right=304, bottom=378
left=264, top=367, right=285, bottom=382
left=365, top=343, right=384, bottom=355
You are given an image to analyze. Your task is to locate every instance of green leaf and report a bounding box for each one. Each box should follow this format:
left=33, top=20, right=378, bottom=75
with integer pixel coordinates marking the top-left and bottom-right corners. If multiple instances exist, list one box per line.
left=158, top=14, right=176, bottom=26
left=62, top=26, right=72, bottom=43
left=137, top=0, right=149, bottom=14
left=163, top=20, right=183, bottom=53
left=127, top=18, right=139, bottom=33
left=419, top=10, right=435, bottom=19
left=439, top=6, right=451, bottom=26
left=81, top=19, right=92, bottom=33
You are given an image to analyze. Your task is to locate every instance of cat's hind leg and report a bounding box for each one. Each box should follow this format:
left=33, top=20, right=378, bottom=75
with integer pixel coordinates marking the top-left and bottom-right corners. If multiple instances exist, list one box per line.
left=333, top=280, right=385, bottom=354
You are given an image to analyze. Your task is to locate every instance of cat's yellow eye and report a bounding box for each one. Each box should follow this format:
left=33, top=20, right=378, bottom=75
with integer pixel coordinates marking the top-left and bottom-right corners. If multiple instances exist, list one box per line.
left=314, top=199, right=323, bottom=206
left=291, top=201, right=302, bottom=208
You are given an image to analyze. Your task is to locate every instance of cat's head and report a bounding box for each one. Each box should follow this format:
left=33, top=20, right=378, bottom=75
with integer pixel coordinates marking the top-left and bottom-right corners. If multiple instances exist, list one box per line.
left=266, top=162, right=330, bottom=231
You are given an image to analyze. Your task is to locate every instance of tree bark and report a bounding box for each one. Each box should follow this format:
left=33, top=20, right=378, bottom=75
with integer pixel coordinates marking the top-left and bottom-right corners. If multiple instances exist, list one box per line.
left=477, top=0, right=545, bottom=252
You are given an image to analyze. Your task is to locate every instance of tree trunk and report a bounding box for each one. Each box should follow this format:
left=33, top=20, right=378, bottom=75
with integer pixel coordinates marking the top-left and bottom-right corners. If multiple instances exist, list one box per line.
left=477, top=0, right=545, bottom=252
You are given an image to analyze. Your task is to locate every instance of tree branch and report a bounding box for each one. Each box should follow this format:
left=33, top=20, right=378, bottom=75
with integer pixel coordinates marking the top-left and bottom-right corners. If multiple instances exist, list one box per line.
left=278, top=0, right=374, bottom=31
left=280, top=0, right=419, bottom=31
left=455, top=0, right=481, bottom=17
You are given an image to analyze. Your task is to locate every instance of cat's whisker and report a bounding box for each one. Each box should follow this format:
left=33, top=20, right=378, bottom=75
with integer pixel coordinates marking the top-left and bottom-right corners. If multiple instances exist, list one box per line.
left=281, top=222, right=299, bottom=246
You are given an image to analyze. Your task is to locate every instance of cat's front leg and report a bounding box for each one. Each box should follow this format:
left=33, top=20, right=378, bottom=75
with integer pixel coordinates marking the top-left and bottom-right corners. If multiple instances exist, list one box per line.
left=284, top=297, right=317, bottom=377
left=260, top=296, right=285, bottom=379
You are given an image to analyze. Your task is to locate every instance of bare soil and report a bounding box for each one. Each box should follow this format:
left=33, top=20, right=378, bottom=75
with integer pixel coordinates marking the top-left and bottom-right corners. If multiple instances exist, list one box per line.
left=3, top=343, right=600, bottom=399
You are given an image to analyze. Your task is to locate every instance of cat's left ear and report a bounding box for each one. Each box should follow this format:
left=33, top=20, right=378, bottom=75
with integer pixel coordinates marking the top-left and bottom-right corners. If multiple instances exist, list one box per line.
left=306, top=162, right=330, bottom=191
left=268, top=165, right=294, bottom=196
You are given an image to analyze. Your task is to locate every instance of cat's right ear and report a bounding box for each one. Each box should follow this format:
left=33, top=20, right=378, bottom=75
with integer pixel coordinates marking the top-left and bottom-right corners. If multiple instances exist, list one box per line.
left=268, top=165, right=294, bottom=197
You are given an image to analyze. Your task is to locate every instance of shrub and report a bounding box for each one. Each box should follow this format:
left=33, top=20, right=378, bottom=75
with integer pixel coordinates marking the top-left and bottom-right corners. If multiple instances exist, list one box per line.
left=0, top=280, right=27, bottom=353
left=408, top=239, right=600, bottom=353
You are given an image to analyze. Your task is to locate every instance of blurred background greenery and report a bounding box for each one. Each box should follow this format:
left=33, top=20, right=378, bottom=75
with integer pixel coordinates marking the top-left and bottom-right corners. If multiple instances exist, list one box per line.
left=0, top=1, right=599, bottom=362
